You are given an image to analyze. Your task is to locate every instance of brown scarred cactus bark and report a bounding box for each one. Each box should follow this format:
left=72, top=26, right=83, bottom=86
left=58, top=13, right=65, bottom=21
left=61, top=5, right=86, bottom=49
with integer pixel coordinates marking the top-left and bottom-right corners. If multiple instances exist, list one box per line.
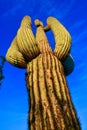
left=6, top=16, right=81, bottom=130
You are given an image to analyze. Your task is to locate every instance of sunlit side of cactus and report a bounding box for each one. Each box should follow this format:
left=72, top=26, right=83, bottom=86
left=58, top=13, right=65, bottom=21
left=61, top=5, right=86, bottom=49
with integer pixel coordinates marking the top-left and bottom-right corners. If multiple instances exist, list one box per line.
left=6, top=16, right=81, bottom=130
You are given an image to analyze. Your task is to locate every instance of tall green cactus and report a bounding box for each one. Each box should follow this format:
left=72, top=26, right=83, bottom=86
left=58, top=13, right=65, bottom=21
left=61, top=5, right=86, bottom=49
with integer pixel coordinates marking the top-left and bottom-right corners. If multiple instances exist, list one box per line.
left=6, top=16, right=81, bottom=130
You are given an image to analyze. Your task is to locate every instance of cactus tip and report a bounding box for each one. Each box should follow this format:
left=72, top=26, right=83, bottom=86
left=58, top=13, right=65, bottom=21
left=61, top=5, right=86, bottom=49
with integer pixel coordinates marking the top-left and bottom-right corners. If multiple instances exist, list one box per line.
left=34, top=19, right=43, bottom=27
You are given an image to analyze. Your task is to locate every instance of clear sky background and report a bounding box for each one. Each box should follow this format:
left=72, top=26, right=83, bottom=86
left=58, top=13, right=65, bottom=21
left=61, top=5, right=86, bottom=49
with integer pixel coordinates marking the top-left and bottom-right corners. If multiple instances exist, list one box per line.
left=0, top=0, right=87, bottom=130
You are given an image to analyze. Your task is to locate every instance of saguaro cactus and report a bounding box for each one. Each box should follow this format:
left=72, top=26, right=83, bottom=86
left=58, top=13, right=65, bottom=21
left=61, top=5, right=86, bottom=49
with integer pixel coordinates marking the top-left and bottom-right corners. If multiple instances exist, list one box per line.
left=6, top=16, right=81, bottom=130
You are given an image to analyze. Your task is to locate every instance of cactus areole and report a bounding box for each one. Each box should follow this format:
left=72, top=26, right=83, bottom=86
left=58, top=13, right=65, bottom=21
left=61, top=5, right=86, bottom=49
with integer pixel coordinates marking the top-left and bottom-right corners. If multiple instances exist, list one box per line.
left=6, top=16, right=81, bottom=130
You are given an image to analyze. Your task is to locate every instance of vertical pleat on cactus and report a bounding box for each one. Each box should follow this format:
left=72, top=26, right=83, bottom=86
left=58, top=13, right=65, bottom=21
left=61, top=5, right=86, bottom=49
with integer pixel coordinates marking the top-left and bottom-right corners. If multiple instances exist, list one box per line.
left=6, top=16, right=81, bottom=130
left=26, top=53, right=80, bottom=129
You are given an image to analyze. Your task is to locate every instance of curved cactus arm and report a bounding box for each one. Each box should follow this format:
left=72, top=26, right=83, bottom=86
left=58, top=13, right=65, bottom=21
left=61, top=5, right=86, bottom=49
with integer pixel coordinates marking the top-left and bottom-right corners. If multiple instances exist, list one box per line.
left=6, top=16, right=41, bottom=68
left=45, top=16, right=72, bottom=60
left=34, top=19, right=52, bottom=53
left=17, top=16, right=40, bottom=61
left=6, top=37, right=27, bottom=68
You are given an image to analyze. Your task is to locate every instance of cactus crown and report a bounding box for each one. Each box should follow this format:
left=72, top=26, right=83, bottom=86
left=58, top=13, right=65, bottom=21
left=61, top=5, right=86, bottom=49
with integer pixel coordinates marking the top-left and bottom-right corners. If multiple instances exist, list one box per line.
left=21, top=16, right=32, bottom=27
left=34, top=19, right=43, bottom=27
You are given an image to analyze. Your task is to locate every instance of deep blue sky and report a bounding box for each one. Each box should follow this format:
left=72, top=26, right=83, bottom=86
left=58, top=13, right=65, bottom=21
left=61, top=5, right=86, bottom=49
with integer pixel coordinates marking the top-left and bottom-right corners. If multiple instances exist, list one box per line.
left=0, top=0, right=87, bottom=130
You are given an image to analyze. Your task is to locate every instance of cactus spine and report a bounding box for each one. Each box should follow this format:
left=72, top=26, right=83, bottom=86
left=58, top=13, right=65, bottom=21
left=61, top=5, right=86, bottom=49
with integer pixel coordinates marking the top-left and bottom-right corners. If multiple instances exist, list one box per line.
left=6, top=16, right=81, bottom=130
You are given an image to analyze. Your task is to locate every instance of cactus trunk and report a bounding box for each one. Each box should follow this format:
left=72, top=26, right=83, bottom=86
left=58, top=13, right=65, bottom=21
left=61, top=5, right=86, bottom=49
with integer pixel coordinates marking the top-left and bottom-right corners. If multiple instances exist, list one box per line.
left=26, top=51, right=80, bottom=130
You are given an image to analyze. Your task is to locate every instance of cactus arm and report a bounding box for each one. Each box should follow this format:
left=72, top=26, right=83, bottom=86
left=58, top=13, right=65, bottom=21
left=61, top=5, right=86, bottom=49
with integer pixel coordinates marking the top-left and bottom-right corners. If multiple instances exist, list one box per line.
left=46, top=16, right=71, bottom=60
left=6, top=37, right=27, bottom=68
left=34, top=19, right=52, bottom=53
left=44, top=25, right=50, bottom=32
left=44, top=17, right=74, bottom=76
left=17, top=16, right=40, bottom=61
left=6, top=16, right=41, bottom=68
